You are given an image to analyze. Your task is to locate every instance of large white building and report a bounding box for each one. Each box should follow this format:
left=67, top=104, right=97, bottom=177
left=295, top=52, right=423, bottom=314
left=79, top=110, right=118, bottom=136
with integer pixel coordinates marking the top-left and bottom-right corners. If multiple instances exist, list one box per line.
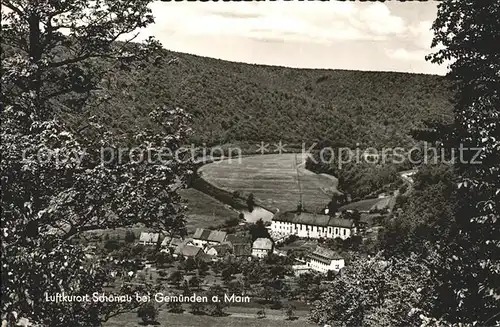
left=271, top=211, right=354, bottom=240
left=307, top=246, right=345, bottom=273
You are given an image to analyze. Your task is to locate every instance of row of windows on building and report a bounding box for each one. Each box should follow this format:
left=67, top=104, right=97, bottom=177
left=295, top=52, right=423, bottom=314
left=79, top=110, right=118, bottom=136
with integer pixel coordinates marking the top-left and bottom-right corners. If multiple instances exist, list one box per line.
left=275, top=223, right=347, bottom=236
left=309, top=258, right=341, bottom=270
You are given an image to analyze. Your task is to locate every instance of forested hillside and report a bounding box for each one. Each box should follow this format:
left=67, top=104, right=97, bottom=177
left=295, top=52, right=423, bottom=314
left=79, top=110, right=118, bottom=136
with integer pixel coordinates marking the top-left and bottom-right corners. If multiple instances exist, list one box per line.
left=71, top=50, right=454, bottom=148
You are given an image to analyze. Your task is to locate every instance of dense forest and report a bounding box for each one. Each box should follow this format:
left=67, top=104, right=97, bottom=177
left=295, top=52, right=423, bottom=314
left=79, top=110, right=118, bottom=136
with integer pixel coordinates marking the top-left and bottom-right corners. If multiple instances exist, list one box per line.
left=2, top=42, right=455, bottom=202
left=65, top=49, right=454, bottom=149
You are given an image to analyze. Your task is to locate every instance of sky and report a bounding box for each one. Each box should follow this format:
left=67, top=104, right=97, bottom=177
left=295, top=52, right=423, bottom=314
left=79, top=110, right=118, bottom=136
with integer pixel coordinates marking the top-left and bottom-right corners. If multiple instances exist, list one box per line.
left=137, top=1, right=448, bottom=75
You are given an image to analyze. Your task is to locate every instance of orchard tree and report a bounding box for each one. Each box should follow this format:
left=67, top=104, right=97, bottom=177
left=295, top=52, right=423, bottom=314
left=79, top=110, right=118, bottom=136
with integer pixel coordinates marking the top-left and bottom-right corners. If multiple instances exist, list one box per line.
left=167, top=300, right=183, bottom=314
left=207, top=285, right=228, bottom=317
left=190, top=301, right=205, bottom=315
left=169, top=270, right=184, bottom=288
left=1, top=0, right=194, bottom=326
left=137, top=303, right=158, bottom=325
left=188, top=276, right=200, bottom=290
left=283, top=304, right=296, bottom=321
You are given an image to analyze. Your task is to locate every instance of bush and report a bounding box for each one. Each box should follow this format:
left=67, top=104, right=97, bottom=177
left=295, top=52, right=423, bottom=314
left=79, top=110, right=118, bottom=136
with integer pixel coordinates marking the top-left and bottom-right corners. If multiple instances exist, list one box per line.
left=224, top=217, right=240, bottom=227
left=169, top=270, right=183, bottom=287
left=270, top=300, right=282, bottom=310
left=132, top=244, right=145, bottom=256
left=104, top=239, right=119, bottom=251
left=256, top=308, right=266, bottom=319
left=190, top=301, right=205, bottom=315
left=137, top=303, right=158, bottom=324
left=168, top=301, right=184, bottom=314
left=125, top=230, right=136, bottom=243
left=156, top=252, right=173, bottom=267
left=284, top=304, right=297, bottom=320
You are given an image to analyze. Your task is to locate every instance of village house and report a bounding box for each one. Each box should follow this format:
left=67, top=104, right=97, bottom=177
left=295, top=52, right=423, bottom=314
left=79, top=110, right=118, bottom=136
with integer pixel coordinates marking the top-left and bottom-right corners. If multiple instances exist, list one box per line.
left=159, top=236, right=184, bottom=254
left=270, top=211, right=353, bottom=240
left=307, top=246, right=345, bottom=273
left=192, top=228, right=227, bottom=248
left=205, top=243, right=232, bottom=259
left=160, top=236, right=172, bottom=248
left=252, top=238, right=273, bottom=258
left=174, top=244, right=203, bottom=260
left=138, top=232, right=160, bottom=246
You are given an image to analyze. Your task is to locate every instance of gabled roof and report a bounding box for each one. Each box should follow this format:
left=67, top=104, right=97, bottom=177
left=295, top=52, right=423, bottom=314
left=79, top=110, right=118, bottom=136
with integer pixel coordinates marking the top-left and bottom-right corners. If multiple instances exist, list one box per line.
left=252, top=238, right=273, bottom=250
left=170, top=237, right=183, bottom=247
left=161, top=236, right=172, bottom=247
left=308, top=246, right=343, bottom=265
left=161, top=236, right=185, bottom=247
left=207, top=243, right=232, bottom=256
left=272, top=211, right=353, bottom=228
left=193, top=228, right=210, bottom=240
left=193, top=228, right=227, bottom=243
left=176, top=245, right=201, bottom=257
left=273, top=211, right=330, bottom=226
left=139, top=232, right=159, bottom=243
left=207, top=230, right=227, bottom=243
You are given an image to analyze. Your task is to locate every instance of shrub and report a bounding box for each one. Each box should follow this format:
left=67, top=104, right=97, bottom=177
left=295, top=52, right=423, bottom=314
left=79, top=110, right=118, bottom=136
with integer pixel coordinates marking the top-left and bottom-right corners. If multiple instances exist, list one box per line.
left=137, top=303, right=158, bottom=324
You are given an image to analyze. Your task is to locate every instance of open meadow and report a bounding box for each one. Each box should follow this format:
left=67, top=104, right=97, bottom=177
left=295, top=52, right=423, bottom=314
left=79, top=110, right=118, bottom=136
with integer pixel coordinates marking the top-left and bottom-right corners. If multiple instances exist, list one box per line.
left=180, top=188, right=239, bottom=232
left=198, top=153, right=339, bottom=213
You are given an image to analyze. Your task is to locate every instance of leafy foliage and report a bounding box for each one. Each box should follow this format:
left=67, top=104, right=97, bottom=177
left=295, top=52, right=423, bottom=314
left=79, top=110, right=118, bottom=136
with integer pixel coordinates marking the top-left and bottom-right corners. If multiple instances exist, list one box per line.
left=415, top=0, right=499, bottom=325
left=309, top=254, right=433, bottom=327
left=380, top=1, right=500, bottom=325
left=1, top=1, right=193, bottom=326
left=248, top=219, right=271, bottom=242
left=207, top=285, right=228, bottom=317
left=137, top=303, right=158, bottom=324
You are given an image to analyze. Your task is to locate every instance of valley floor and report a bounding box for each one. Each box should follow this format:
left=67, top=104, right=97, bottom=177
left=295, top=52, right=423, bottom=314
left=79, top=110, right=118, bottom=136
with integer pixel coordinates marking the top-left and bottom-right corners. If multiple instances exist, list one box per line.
left=105, top=306, right=314, bottom=327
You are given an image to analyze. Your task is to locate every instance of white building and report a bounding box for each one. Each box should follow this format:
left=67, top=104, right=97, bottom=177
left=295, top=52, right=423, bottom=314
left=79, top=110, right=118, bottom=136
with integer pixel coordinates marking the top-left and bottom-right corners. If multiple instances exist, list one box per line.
left=270, top=211, right=353, bottom=240
left=138, top=232, right=159, bottom=245
left=252, top=238, right=273, bottom=258
left=307, top=246, right=345, bottom=273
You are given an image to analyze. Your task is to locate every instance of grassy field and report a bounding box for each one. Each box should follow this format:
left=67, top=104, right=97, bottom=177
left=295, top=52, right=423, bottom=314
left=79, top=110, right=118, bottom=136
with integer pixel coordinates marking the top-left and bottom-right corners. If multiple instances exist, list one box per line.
left=180, top=188, right=239, bottom=233
left=198, top=153, right=339, bottom=213
left=104, top=307, right=315, bottom=327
